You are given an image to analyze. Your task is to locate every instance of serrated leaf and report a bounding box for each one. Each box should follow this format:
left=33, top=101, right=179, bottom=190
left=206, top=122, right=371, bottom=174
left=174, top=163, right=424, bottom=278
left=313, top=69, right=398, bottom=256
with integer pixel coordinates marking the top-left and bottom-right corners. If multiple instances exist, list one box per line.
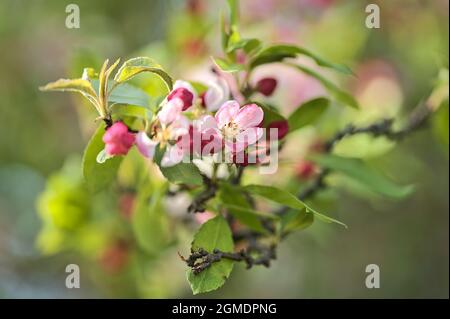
left=289, top=64, right=359, bottom=109
left=243, top=184, right=347, bottom=228
left=212, top=57, right=245, bottom=73
left=114, top=57, right=173, bottom=91
left=311, top=154, right=415, bottom=199
left=39, top=78, right=97, bottom=97
left=159, top=163, right=203, bottom=186
left=288, top=97, right=330, bottom=133
left=250, top=44, right=353, bottom=75
left=82, top=125, right=122, bottom=193
left=187, top=215, right=234, bottom=294
left=39, top=78, right=100, bottom=113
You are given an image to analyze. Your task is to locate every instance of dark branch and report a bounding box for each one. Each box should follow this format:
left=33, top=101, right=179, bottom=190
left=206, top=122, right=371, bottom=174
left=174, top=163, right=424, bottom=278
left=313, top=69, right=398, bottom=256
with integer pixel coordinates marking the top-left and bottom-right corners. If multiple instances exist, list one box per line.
left=283, top=102, right=433, bottom=210
left=187, top=175, right=217, bottom=213
left=183, top=244, right=276, bottom=275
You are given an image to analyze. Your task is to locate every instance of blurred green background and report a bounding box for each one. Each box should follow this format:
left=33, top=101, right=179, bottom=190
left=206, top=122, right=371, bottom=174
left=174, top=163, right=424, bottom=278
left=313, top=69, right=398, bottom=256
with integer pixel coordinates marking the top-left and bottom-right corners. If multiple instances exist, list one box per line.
left=0, top=0, right=448, bottom=298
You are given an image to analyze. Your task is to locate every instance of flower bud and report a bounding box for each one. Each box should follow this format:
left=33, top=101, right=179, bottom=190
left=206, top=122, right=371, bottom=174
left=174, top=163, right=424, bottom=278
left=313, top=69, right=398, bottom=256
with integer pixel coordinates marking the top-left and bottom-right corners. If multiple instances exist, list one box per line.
left=267, top=120, right=289, bottom=140
left=256, top=78, right=277, bottom=96
left=167, top=87, right=194, bottom=111
left=102, top=122, right=135, bottom=156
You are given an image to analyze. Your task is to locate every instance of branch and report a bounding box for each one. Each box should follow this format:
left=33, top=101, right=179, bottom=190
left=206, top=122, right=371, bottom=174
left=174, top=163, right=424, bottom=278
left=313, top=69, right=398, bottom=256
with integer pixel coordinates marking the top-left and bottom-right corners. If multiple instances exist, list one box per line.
left=183, top=244, right=276, bottom=275
left=187, top=175, right=217, bottom=213
left=286, top=102, right=433, bottom=208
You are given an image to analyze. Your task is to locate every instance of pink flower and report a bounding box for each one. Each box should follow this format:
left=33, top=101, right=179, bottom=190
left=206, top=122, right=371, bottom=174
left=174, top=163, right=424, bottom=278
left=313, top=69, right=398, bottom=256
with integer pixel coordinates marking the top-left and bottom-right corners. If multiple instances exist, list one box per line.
left=214, top=101, right=264, bottom=153
left=102, top=122, right=135, bottom=156
left=203, top=77, right=230, bottom=112
left=135, top=99, right=190, bottom=167
left=167, top=80, right=197, bottom=111
left=256, top=78, right=277, bottom=96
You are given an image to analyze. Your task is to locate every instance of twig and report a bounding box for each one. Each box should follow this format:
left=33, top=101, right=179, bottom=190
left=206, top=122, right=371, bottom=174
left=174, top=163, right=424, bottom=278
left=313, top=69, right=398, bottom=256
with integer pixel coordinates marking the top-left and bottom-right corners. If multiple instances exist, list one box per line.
left=183, top=244, right=276, bottom=275
left=187, top=175, right=217, bottom=213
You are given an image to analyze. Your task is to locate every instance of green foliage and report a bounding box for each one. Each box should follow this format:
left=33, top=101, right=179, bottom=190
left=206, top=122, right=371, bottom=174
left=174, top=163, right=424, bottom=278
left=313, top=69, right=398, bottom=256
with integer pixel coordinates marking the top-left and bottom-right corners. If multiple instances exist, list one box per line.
left=187, top=215, right=234, bottom=294
left=212, top=57, right=245, bottom=73
left=288, top=97, right=330, bottom=133
left=280, top=209, right=314, bottom=234
left=249, top=44, right=353, bottom=75
left=311, top=154, right=415, bottom=199
left=288, top=64, right=359, bottom=108
left=158, top=162, right=203, bottom=186
left=82, top=125, right=123, bottom=193
left=92, top=80, right=151, bottom=108
left=219, top=183, right=277, bottom=233
left=243, top=184, right=346, bottom=227
left=114, top=57, right=173, bottom=91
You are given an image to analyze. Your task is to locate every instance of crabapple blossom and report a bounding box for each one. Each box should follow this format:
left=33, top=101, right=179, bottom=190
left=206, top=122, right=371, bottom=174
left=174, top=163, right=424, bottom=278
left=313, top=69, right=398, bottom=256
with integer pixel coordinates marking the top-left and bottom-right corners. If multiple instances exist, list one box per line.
left=295, top=159, right=319, bottom=180
left=135, top=98, right=190, bottom=167
left=102, top=122, right=135, bottom=156
left=214, top=100, right=264, bottom=153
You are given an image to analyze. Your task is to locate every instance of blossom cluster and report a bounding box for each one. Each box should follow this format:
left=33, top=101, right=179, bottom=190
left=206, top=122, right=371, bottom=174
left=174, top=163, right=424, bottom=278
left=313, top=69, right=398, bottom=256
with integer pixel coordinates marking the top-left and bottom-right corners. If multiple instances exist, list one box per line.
left=103, top=77, right=284, bottom=167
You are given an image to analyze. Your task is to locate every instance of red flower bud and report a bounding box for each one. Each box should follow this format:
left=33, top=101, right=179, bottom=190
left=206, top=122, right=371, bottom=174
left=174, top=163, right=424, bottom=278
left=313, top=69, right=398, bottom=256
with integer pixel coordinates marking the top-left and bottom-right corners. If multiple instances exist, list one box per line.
left=99, top=240, right=129, bottom=274
left=267, top=120, right=289, bottom=140
left=102, top=122, right=135, bottom=156
left=256, top=78, right=277, bottom=96
left=199, top=91, right=206, bottom=108
left=167, top=87, right=194, bottom=111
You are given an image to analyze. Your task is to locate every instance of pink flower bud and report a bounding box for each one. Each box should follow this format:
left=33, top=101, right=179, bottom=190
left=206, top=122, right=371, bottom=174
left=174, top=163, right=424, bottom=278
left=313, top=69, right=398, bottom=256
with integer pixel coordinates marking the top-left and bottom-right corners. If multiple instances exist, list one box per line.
left=256, top=78, right=277, bottom=96
left=102, top=122, right=135, bottom=156
left=267, top=120, right=289, bottom=140
left=167, top=87, right=194, bottom=111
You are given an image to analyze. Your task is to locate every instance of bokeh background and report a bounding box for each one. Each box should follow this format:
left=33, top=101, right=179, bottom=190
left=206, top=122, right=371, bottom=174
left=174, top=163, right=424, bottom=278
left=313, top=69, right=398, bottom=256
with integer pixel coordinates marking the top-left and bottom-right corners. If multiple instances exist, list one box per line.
left=0, top=0, right=448, bottom=298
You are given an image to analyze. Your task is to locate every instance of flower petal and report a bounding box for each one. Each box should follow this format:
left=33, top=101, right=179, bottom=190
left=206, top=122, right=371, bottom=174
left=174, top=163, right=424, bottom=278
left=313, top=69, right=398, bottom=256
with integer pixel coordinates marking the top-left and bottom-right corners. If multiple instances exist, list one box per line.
left=135, top=132, right=158, bottom=158
left=215, top=100, right=240, bottom=128
left=173, top=80, right=197, bottom=102
left=158, top=98, right=183, bottom=125
left=205, top=77, right=230, bottom=112
left=236, top=127, right=264, bottom=146
left=161, top=145, right=184, bottom=167
left=234, top=104, right=264, bottom=129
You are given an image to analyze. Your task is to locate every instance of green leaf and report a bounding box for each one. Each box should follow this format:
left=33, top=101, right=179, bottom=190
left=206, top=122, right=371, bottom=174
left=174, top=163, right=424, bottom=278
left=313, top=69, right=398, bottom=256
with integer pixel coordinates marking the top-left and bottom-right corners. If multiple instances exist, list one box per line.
left=289, top=64, right=359, bottom=109
left=243, top=184, right=347, bottom=227
left=187, top=215, right=234, bottom=294
left=311, top=154, right=415, bottom=199
left=219, top=183, right=276, bottom=233
left=280, top=209, right=314, bottom=234
left=288, top=97, right=330, bottom=133
left=132, top=184, right=171, bottom=255
left=227, top=38, right=261, bottom=54
left=39, top=78, right=97, bottom=97
left=39, top=78, right=100, bottom=113
left=110, top=104, right=148, bottom=119
left=92, top=80, right=150, bottom=108
left=113, top=57, right=173, bottom=91
left=82, top=125, right=122, bottom=193
left=227, top=0, right=239, bottom=28
left=212, top=57, right=245, bottom=73
left=250, top=44, right=353, bottom=75
left=159, top=163, right=203, bottom=186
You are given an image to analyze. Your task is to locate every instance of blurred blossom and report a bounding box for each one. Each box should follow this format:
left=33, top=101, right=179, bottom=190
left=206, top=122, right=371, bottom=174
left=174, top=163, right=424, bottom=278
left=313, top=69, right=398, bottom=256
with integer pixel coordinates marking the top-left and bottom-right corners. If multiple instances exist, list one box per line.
left=194, top=211, right=216, bottom=225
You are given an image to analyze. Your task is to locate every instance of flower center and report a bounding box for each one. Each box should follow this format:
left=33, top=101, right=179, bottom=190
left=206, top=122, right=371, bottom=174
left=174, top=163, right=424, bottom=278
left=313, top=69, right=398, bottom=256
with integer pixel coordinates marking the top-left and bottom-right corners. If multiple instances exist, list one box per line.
left=221, top=121, right=240, bottom=140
